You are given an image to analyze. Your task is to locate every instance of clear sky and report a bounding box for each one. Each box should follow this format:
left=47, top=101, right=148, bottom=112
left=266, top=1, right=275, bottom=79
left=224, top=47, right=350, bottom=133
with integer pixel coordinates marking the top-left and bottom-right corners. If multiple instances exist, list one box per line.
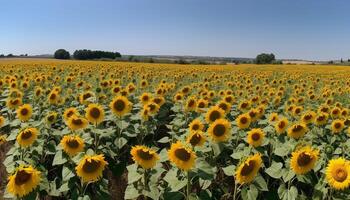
left=1, top=0, right=349, bottom=60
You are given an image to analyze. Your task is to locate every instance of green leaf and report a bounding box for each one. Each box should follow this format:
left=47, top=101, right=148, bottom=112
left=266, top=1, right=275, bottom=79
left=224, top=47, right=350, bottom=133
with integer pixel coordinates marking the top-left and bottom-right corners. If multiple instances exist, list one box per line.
left=124, top=184, right=140, bottom=199
left=62, top=166, right=75, bottom=182
left=278, top=184, right=298, bottom=200
left=282, top=169, right=295, bottom=182
left=114, top=137, right=128, bottom=149
left=266, top=162, right=283, bottom=179
left=158, top=137, right=170, bottom=143
left=164, top=169, right=187, bottom=191
left=52, top=150, right=67, bottom=166
left=58, top=182, right=70, bottom=193
left=254, top=175, right=268, bottom=191
left=78, top=195, right=91, bottom=200
left=126, top=164, right=142, bottom=184
left=196, top=158, right=215, bottom=180
left=222, top=165, right=235, bottom=176
left=274, top=145, right=290, bottom=157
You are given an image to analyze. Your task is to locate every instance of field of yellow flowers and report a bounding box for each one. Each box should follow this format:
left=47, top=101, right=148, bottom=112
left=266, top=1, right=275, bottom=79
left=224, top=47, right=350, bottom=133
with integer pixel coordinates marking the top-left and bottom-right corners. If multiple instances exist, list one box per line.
left=1, top=59, right=350, bottom=200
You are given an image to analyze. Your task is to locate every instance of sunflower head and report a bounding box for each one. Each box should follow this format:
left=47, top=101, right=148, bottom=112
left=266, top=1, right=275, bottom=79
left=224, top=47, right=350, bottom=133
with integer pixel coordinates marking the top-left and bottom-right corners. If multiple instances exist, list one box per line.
left=331, top=119, right=345, bottom=134
left=6, top=98, right=23, bottom=109
left=235, top=154, right=262, bottom=184
left=7, top=165, right=41, bottom=198
left=76, top=154, right=108, bottom=183
left=110, top=96, right=132, bottom=117
left=275, top=118, right=289, bottom=134
left=301, top=111, right=316, bottom=124
left=217, top=101, right=232, bottom=114
left=326, top=158, right=350, bottom=190
left=186, top=131, right=206, bottom=147
left=60, top=135, right=85, bottom=157
left=130, top=145, right=159, bottom=169
left=67, top=116, right=88, bottom=131
left=144, top=102, right=160, bottom=116
left=0, top=135, right=6, bottom=145
left=85, top=103, right=105, bottom=125
left=16, top=104, right=33, bottom=121
left=0, top=116, right=6, bottom=127
left=287, top=123, right=308, bottom=139
left=185, top=97, right=197, bottom=112
left=236, top=114, right=252, bottom=129
left=188, top=119, right=204, bottom=133
left=63, top=107, right=79, bottom=123
left=269, top=113, right=279, bottom=123
left=205, top=106, right=225, bottom=124
left=196, top=99, right=208, bottom=112
left=208, top=119, right=231, bottom=142
left=139, top=93, right=152, bottom=105
left=247, top=128, right=265, bottom=147
left=168, top=141, right=196, bottom=171
left=290, top=146, right=319, bottom=175
left=314, top=112, right=329, bottom=126
left=17, top=128, right=38, bottom=148
left=45, top=112, right=58, bottom=125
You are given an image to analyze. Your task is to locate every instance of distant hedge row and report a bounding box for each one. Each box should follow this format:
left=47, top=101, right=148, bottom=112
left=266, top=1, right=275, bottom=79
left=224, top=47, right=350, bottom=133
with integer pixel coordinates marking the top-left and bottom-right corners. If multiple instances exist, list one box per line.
left=54, top=49, right=121, bottom=60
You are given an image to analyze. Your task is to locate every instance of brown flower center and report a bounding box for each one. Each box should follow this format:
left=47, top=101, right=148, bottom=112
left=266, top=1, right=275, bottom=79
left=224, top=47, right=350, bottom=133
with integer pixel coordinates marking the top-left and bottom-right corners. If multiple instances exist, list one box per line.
left=333, top=168, right=348, bottom=182
left=209, top=110, right=221, bottom=122
left=72, top=118, right=83, bottom=126
left=82, top=159, right=101, bottom=173
left=240, top=160, right=256, bottom=176
left=66, top=139, right=79, bottom=149
left=297, top=152, right=312, bottom=167
left=113, top=99, right=126, bottom=111
left=292, top=125, right=303, bottom=132
left=240, top=117, right=248, bottom=124
left=251, top=133, right=260, bottom=141
left=136, top=149, right=154, bottom=160
left=213, top=124, right=226, bottom=137
left=189, top=134, right=201, bottom=146
left=334, top=123, right=341, bottom=129
left=21, top=130, right=33, bottom=140
left=191, top=124, right=200, bottom=131
left=89, top=107, right=101, bottom=119
left=15, top=170, right=32, bottom=185
left=20, top=108, right=29, bottom=116
left=174, top=148, right=191, bottom=161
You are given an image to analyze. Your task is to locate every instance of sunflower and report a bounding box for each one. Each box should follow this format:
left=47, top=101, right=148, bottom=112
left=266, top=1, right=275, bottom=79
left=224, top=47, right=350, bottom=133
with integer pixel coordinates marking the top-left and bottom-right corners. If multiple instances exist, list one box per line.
left=45, top=112, right=58, bottom=125
left=188, top=118, right=204, bottom=133
left=185, top=97, right=197, bottom=112
left=331, top=107, right=341, bottom=119
left=17, top=128, right=38, bottom=148
left=216, top=101, right=232, bottom=114
left=205, top=106, right=225, bottom=124
left=79, top=91, right=95, bottom=105
left=85, top=103, right=105, bottom=125
left=0, top=116, right=5, bottom=127
left=130, top=145, right=159, bottom=169
left=247, top=128, right=265, bottom=147
left=76, top=154, right=108, bottom=183
left=168, top=141, right=196, bottom=171
left=314, top=112, right=329, bottom=126
left=186, top=131, right=206, bottom=147
left=331, top=119, right=345, bottom=134
left=140, top=107, right=150, bottom=121
left=6, top=98, right=23, bottom=109
left=301, top=111, right=316, bottom=125
left=292, top=106, right=303, bottom=116
left=152, top=96, right=165, bottom=107
left=287, top=123, right=308, bottom=139
left=67, top=116, right=88, bottom=131
left=275, top=118, right=289, bottom=134
left=139, top=93, right=152, bottom=105
left=207, top=119, right=231, bottom=142
left=144, top=102, right=160, bottom=116
left=290, top=146, right=319, bottom=175
left=196, top=99, right=208, bottom=112
left=223, top=95, right=235, bottom=104
left=60, top=135, right=85, bottom=157
left=238, top=101, right=251, bottom=112
left=269, top=113, right=279, bottom=123
left=235, top=153, right=262, bottom=184
left=16, top=104, right=33, bottom=122
left=0, top=135, right=6, bottom=145
left=48, top=91, right=59, bottom=105
left=110, top=96, right=132, bottom=117
left=326, top=158, right=350, bottom=190
left=63, top=107, right=79, bottom=123
left=236, top=114, right=251, bottom=129
left=7, top=165, right=41, bottom=198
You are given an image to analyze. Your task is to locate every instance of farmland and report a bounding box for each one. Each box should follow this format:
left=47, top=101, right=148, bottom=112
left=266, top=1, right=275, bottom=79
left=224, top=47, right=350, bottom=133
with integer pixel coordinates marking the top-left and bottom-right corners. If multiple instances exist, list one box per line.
left=1, top=59, right=350, bottom=200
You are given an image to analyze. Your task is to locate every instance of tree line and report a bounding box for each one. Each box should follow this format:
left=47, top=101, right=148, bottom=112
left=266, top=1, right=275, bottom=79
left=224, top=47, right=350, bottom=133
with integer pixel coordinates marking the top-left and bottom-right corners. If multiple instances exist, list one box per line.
left=54, top=49, right=121, bottom=60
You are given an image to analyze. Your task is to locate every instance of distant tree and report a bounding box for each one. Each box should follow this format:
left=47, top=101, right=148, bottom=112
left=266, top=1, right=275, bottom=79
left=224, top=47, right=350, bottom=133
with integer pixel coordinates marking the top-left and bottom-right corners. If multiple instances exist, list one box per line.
left=255, top=53, right=276, bottom=64
left=54, top=49, right=70, bottom=59
left=73, top=49, right=121, bottom=60
left=348, top=59, right=350, bottom=62
left=7, top=54, right=14, bottom=57
left=341, top=58, right=343, bottom=63
left=0, top=54, right=4, bottom=58
left=328, top=60, right=334, bottom=64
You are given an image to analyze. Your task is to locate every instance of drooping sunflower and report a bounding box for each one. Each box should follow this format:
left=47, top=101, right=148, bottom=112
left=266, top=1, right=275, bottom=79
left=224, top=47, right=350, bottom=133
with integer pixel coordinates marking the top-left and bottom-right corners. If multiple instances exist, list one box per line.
left=314, top=112, right=329, bottom=126
left=67, top=116, right=88, bottom=131
left=236, top=113, right=252, bottom=129
left=140, top=107, right=150, bottom=121
left=85, top=103, right=105, bottom=125
left=60, top=135, right=85, bottom=157
left=326, top=158, right=350, bottom=190
left=168, top=141, right=196, bottom=171
left=63, top=107, right=79, bottom=123
left=76, top=154, right=108, bottom=183
left=287, top=123, right=308, bottom=139
left=331, top=119, right=345, bottom=134
left=16, top=104, right=33, bottom=121
left=301, top=111, right=316, bottom=125
left=290, top=146, right=319, bottom=175
left=275, top=118, right=289, bottom=134
left=6, top=98, right=23, bottom=109
left=130, top=145, right=159, bottom=169
left=110, top=96, right=132, bottom=117
left=0, top=115, right=5, bottom=127
left=205, top=106, right=225, bottom=124
left=186, top=131, right=206, bottom=147
left=17, top=128, right=38, bottom=148
left=7, top=165, right=41, bottom=198
left=269, top=113, right=279, bottom=123
left=247, top=128, right=265, bottom=147
left=235, top=153, right=262, bottom=184
left=188, top=118, right=204, bottom=133
left=207, top=119, right=231, bottom=142
left=185, top=97, right=197, bottom=112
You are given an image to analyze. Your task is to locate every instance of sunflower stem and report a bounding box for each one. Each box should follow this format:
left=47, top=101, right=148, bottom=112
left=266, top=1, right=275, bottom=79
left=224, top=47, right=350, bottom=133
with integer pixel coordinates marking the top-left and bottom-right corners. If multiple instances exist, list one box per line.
left=186, top=171, right=191, bottom=200
left=233, top=181, right=238, bottom=200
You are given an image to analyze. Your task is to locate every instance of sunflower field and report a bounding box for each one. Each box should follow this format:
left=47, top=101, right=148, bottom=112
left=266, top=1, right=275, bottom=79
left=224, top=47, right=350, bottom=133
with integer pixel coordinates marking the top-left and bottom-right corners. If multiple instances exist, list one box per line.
left=1, top=59, right=350, bottom=200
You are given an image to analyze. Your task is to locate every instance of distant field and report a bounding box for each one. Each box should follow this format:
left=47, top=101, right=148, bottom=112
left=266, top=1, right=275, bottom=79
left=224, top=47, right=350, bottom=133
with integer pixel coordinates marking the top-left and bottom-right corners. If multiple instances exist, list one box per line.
left=1, top=59, right=350, bottom=200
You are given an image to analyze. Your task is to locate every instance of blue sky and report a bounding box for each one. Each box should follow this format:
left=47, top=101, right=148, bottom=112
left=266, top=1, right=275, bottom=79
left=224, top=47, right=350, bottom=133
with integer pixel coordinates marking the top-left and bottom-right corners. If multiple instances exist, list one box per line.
left=1, top=0, right=349, bottom=60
